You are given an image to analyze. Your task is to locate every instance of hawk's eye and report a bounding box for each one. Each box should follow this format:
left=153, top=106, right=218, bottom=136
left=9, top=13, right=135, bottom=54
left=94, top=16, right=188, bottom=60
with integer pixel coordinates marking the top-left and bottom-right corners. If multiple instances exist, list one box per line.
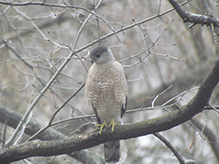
left=96, top=54, right=101, bottom=58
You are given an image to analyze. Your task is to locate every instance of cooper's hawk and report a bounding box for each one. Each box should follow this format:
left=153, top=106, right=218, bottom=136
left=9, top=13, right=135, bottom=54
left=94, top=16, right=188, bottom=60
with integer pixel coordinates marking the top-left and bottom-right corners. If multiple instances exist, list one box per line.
left=85, top=47, right=128, bottom=163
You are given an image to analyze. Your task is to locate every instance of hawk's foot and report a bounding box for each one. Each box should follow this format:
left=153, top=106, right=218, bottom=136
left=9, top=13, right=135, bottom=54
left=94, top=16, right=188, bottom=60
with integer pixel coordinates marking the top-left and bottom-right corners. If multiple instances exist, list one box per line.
left=108, top=119, right=120, bottom=132
left=95, top=120, right=108, bottom=134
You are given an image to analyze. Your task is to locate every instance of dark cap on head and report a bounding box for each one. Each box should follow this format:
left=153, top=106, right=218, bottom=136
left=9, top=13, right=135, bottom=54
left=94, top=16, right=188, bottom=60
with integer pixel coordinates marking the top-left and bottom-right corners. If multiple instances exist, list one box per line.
left=90, top=47, right=108, bottom=64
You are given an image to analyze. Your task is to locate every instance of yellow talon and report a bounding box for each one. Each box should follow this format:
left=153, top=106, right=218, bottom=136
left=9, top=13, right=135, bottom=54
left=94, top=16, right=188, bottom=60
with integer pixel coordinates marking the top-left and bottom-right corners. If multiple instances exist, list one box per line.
left=95, top=120, right=108, bottom=134
left=108, top=119, right=120, bottom=132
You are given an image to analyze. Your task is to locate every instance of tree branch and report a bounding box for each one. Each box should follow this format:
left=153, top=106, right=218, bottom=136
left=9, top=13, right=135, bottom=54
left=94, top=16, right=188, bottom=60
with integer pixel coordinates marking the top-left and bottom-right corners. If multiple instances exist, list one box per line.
left=0, top=106, right=104, bottom=164
left=153, top=133, right=185, bottom=164
left=1, top=59, right=219, bottom=163
left=168, top=0, right=219, bottom=28
left=191, top=118, right=219, bottom=163
left=127, top=62, right=209, bottom=110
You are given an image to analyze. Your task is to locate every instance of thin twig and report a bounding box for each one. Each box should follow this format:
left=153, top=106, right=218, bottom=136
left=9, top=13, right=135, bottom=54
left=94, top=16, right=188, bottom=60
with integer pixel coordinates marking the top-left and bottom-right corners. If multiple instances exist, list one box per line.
left=153, top=133, right=186, bottom=164
left=2, top=120, right=8, bottom=148
left=152, top=85, right=172, bottom=108
left=28, top=83, right=85, bottom=141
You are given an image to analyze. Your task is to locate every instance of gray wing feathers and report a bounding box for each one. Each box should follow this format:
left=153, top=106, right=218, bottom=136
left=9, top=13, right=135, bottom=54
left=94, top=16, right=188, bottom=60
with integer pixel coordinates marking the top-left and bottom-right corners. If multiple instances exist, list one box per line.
left=104, top=140, right=120, bottom=163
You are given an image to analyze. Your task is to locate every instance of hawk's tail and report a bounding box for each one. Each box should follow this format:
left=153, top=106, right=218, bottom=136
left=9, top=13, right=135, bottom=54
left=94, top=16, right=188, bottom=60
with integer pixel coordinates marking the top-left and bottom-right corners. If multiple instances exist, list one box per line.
left=104, top=140, right=120, bottom=163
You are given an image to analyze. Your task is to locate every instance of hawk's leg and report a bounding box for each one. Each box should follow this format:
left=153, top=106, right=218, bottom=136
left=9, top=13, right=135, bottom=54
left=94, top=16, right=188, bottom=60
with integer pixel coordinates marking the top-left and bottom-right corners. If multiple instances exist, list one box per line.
left=95, top=120, right=108, bottom=134
left=108, top=119, right=120, bottom=132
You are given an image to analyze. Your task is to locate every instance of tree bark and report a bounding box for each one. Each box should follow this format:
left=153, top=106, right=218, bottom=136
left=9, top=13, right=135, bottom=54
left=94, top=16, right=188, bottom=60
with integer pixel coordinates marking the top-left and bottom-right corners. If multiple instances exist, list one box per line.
left=0, top=106, right=105, bottom=164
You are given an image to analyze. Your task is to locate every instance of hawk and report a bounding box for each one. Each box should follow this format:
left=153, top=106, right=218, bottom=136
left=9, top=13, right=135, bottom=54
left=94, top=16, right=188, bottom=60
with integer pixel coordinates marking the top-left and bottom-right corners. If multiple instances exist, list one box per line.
left=85, top=47, right=128, bottom=163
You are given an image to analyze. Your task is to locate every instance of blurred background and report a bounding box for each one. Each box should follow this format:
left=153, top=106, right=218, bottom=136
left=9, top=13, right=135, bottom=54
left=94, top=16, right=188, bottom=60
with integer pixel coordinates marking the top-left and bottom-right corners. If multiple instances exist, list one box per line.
left=0, top=0, right=219, bottom=163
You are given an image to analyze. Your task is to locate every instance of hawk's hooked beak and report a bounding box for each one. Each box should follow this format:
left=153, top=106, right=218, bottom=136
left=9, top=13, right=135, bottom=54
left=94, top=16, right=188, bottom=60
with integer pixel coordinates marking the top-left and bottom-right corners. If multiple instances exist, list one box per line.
left=91, top=57, right=97, bottom=64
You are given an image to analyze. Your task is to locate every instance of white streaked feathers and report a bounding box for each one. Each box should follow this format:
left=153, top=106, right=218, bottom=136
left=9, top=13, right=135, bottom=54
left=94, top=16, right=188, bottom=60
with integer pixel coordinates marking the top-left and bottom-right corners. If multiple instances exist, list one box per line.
left=85, top=47, right=128, bottom=163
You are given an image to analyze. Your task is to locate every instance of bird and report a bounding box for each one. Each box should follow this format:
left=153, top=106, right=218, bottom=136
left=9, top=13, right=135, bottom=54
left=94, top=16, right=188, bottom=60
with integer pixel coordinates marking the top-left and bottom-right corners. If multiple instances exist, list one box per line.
left=85, top=47, right=128, bottom=163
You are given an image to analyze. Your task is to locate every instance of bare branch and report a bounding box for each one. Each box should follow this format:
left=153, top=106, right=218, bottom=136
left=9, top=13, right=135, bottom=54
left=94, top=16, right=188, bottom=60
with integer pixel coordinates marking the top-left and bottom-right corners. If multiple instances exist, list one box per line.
left=153, top=133, right=186, bottom=164
left=191, top=119, right=219, bottom=162
left=168, top=0, right=219, bottom=28
left=5, top=48, right=75, bottom=146
left=0, top=106, right=104, bottom=164
left=28, top=83, right=86, bottom=141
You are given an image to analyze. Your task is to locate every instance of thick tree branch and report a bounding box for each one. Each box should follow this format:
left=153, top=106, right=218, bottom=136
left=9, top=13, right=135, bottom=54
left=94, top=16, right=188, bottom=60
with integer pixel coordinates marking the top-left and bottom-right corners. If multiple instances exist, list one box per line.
left=168, top=0, right=219, bottom=28
left=0, top=106, right=104, bottom=164
left=1, top=59, right=219, bottom=163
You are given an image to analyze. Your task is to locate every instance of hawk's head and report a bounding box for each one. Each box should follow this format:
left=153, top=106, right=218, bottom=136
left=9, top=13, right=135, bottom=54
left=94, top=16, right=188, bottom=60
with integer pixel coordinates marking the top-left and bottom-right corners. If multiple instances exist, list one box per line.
left=90, top=47, right=115, bottom=64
